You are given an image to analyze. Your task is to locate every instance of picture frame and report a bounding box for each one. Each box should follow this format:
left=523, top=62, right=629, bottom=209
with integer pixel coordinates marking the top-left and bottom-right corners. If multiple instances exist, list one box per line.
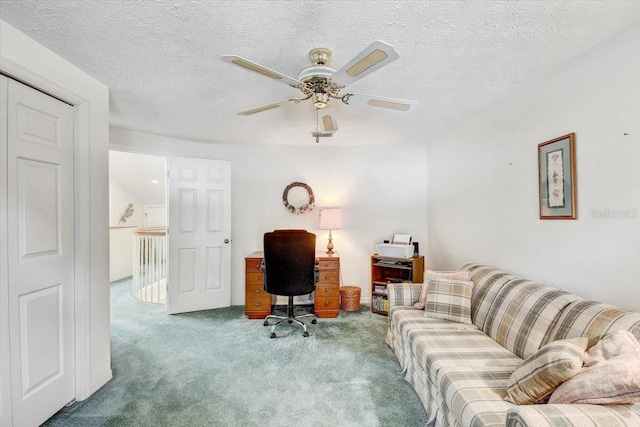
left=538, top=133, right=577, bottom=219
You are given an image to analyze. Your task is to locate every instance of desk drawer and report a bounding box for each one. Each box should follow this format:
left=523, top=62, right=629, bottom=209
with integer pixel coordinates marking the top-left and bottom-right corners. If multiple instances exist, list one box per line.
left=315, top=297, right=340, bottom=311
left=245, top=272, right=263, bottom=285
left=315, top=282, right=340, bottom=316
left=245, top=258, right=263, bottom=273
left=318, top=259, right=339, bottom=270
left=246, top=295, right=271, bottom=309
left=316, top=283, right=339, bottom=297
left=246, top=282, right=267, bottom=297
left=318, top=271, right=339, bottom=284
left=245, top=296, right=272, bottom=319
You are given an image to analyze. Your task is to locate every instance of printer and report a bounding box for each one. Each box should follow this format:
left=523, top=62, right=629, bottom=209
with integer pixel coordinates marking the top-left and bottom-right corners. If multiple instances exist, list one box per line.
left=376, top=234, right=415, bottom=258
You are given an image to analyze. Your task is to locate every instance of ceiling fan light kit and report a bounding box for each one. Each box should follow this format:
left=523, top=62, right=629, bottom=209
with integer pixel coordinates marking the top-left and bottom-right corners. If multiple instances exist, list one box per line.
left=312, top=93, right=329, bottom=109
left=221, top=40, right=416, bottom=142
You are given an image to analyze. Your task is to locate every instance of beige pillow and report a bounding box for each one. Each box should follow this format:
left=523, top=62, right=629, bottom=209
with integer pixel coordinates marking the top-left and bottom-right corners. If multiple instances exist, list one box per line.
left=423, top=277, right=474, bottom=324
left=414, top=270, right=471, bottom=310
left=504, top=337, right=587, bottom=404
left=549, top=330, right=640, bottom=404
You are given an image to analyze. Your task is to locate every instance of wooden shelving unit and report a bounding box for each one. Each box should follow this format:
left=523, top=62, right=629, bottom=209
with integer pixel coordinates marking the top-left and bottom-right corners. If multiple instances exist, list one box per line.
left=370, top=254, right=424, bottom=315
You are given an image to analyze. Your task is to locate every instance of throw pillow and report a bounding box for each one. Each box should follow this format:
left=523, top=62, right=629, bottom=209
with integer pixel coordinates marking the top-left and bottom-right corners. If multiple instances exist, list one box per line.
left=423, top=277, right=474, bottom=324
left=548, top=329, right=640, bottom=404
left=504, top=336, right=588, bottom=405
left=414, top=270, right=471, bottom=310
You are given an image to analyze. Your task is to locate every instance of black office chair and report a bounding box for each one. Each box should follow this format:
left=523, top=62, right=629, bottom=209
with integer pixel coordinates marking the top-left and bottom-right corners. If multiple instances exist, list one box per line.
left=262, top=229, right=318, bottom=338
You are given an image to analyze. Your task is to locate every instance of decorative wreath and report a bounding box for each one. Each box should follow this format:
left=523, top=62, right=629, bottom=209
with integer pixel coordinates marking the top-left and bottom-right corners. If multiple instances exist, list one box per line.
left=282, top=182, right=315, bottom=215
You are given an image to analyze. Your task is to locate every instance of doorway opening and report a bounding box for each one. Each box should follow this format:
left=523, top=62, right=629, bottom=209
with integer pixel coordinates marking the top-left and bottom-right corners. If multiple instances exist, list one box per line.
left=109, top=150, right=167, bottom=304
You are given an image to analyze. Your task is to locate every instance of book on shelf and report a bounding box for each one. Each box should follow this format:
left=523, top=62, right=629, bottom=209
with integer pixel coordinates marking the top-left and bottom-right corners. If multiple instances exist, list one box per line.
left=374, top=285, right=387, bottom=294
left=372, top=295, right=389, bottom=312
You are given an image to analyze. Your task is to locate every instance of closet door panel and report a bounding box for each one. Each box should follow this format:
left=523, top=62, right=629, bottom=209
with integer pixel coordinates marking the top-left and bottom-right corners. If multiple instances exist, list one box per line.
left=6, top=78, right=75, bottom=427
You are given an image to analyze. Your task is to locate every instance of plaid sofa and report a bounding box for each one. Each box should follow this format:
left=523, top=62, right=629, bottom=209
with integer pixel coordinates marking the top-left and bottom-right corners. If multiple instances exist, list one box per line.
left=385, top=264, right=640, bottom=427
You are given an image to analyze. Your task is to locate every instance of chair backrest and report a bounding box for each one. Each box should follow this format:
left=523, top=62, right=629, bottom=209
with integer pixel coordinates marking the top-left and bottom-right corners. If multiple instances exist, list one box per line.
left=263, top=229, right=316, bottom=296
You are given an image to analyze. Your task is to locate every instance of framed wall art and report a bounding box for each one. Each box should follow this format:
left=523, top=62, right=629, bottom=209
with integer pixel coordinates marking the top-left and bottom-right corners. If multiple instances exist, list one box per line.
left=538, top=133, right=576, bottom=219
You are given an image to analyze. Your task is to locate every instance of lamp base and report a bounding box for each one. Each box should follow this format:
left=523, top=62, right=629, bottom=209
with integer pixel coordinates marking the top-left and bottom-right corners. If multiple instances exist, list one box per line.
left=326, top=231, right=334, bottom=255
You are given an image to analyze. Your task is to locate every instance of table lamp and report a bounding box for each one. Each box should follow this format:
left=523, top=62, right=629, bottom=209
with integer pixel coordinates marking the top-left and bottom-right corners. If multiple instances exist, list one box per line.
left=319, top=208, right=341, bottom=255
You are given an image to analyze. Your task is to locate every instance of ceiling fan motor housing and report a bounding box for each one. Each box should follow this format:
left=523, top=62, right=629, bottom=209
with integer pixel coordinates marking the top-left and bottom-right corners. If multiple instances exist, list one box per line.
left=297, top=65, right=336, bottom=82
left=298, top=47, right=343, bottom=100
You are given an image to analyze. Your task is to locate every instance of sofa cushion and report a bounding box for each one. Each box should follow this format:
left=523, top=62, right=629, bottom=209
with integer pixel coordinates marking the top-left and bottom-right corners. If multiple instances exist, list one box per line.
left=405, top=327, right=521, bottom=427
left=544, top=299, right=640, bottom=348
left=462, top=264, right=517, bottom=330
left=414, top=270, right=472, bottom=310
left=504, top=336, right=587, bottom=404
left=424, top=278, right=474, bottom=324
left=479, top=278, right=580, bottom=359
left=387, top=306, right=479, bottom=374
left=387, top=282, right=422, bottom=309
left=549, top=330, right=640, bottom=404
left=506, top=404, right=640, bottom=427
left=390, top=306, right=478, bottom=340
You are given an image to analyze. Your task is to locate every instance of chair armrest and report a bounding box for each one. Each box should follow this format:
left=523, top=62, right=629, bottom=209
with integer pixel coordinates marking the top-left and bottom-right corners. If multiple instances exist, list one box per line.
left=387, top=283, right=422, bottom=308
left=506, top=404, right=640, bottom=427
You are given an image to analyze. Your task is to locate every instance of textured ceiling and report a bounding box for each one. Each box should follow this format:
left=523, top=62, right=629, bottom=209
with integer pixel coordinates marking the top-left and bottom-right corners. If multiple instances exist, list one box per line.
left=2, top=1, right=640, bottom=146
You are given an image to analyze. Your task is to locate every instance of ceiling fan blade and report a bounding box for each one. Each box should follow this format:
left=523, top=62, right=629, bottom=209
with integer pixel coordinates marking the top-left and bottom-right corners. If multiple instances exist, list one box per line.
left=221, top=55, right=304, bottom=88
left=330, top=41, right=400, bottom=87
left=236, top=98, right=300, bottom=116
left=317, top=106, right=339, bottom=133
left=342, top=93, right=417, bottom=112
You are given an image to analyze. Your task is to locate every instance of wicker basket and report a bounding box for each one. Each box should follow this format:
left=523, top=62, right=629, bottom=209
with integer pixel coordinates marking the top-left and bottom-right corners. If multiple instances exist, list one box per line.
left=340, top=286, right=361, bottom=311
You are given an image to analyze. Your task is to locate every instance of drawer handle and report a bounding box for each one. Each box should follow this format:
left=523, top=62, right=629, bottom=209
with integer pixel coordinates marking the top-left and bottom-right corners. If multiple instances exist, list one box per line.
left=324, top=275, right=330, bottom=280
left=255, top=302, right=261, bottom=307
left=255, top=289, right=260, bottom=294
left=324, top=287, right=330, bottom=293
left=324, top=301, right=329, bottom=306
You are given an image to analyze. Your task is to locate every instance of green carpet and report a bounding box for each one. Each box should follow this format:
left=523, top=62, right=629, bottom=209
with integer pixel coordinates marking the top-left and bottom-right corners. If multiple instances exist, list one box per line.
left=44, top=278, right=427, bottom=426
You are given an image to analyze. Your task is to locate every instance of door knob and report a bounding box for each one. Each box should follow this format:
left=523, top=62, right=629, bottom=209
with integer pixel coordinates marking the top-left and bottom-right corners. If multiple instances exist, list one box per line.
left=224, top=239, right=230, bottom=244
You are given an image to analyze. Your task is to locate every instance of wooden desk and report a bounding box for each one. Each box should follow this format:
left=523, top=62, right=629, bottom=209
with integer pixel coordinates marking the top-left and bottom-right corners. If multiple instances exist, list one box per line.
left=244, top=251, right=340, bottom=319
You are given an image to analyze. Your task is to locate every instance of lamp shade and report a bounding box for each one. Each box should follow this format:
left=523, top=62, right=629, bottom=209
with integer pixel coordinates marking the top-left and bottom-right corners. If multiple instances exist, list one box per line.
left=319, top=208, right=342, bottom=230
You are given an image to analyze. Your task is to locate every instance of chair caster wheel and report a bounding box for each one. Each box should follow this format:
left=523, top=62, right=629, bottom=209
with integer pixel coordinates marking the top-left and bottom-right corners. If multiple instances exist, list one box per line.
left=263, top=320, right=269, bottom=326
left=303, top=331, right=309, bottom=337
left=311, top=319, right=317, bottom=324
left=288, top=320, right=293, bottom=324
left=270, top=332, right=276, bottom=339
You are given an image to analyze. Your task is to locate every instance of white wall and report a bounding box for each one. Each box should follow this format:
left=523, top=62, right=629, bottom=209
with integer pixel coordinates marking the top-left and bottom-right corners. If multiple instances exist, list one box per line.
left=108, top=177, right=145, bottom=282
left=0, top=20, right=111, bottom=400
left=427, top=22, right=640, bottom=311
left=109, top=227, right=135, bottom=282
left=110, top=128, right=428, bottom=305
left=109, top=178, right=145, bottom=227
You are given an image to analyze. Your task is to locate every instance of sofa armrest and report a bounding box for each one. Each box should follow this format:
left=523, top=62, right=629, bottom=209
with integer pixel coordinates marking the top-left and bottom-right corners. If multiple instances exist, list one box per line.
left=387, top=283, right=422, bottom=308
left=506, top=404, right=640, bottom=427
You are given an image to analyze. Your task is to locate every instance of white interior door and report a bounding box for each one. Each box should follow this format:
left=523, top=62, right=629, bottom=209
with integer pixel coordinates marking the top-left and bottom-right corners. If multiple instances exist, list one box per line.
left=2, top=77, right=75, bottom=426
left=166, top=157, right=231, bottom=314
left=1, top=75, right=11, bottom=427
left=143, top=204, right=166, bottom=227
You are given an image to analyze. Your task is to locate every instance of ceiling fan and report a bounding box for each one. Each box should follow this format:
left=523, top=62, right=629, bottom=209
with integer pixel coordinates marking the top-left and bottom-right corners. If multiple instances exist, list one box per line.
left=220, top=41, right=417, bottom=142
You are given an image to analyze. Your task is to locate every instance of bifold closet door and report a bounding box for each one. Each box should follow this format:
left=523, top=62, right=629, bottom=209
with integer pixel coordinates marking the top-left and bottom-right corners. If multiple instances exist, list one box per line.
left=1, top=76, right=75, bottom=427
